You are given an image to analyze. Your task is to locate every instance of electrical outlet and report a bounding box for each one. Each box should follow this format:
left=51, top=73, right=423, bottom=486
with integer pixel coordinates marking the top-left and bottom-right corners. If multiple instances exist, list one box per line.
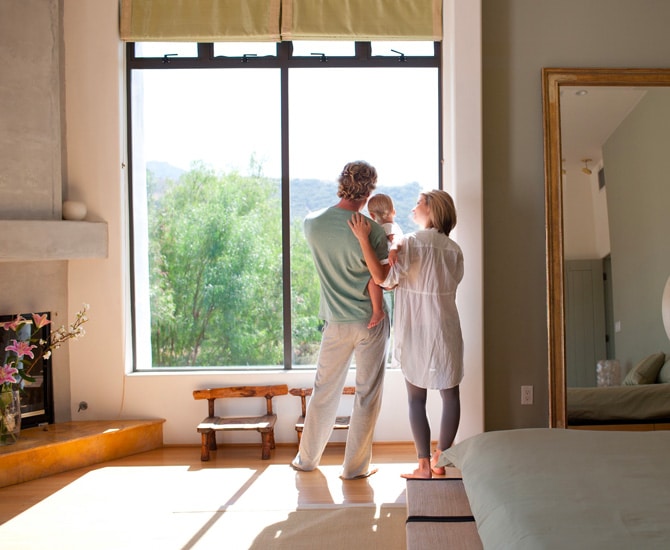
left=521, top=385, right=533, bottom=405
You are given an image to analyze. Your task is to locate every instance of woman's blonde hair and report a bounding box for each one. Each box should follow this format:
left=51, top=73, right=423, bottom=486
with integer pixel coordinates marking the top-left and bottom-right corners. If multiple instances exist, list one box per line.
left=367, top=193, right=394, bottom=221
left=337, top=161, right=378, bottom=201
left=422, top=190, right=457, bottom=235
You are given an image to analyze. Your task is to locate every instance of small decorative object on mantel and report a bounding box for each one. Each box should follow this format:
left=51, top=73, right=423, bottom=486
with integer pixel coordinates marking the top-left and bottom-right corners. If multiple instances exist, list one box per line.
left=62, top=200, right=87, bottom=221
left=0, top=304, right=90, bottom=445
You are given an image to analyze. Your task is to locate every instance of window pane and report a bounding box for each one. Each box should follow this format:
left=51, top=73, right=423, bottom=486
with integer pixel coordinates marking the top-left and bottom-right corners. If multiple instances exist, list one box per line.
left=130, top=68, right=283, bottom=368
left=371, top=41, right=435, bottom=56
left=135, top=42, right=198, bottom=58
left=291, top=41, right=355, bottom=57
left=289, top=67, right=438, bottom=365
left=214, top=42, right=277, bottom=57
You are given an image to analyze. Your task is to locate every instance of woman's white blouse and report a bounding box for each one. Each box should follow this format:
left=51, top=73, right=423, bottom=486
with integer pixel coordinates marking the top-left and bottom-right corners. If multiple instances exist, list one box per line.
left=383, top=228, right=464, bottom=390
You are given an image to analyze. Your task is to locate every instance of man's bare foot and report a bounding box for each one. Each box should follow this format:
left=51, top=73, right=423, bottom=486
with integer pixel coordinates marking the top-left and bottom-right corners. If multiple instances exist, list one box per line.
left=400, top=458, right=432, bottom=479
left=431, top=450, right=446, bottom=476
left=367, top=311, right=386, bottom=329
left=341, top=466, right=378, bottom=480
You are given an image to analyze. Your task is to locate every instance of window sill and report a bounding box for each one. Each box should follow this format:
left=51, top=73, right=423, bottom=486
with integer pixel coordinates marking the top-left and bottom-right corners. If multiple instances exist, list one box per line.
left=0, top=220, right=108, bottom=261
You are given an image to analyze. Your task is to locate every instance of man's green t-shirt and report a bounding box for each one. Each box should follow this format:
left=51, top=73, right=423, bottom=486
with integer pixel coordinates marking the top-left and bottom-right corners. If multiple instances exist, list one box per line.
left=304, top=206, right=389, bottom=323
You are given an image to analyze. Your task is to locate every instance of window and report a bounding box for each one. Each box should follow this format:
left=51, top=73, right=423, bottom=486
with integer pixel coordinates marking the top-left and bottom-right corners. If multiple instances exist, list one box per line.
left=135, top=42, right=198, bottom=58
left=127, top=41, right=441, bottom=370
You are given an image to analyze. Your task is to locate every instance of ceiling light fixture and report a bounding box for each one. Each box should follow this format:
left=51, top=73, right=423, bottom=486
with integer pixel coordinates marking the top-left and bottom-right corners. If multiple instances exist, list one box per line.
left=581, top=158, right=593, bottom=175
left=575, top=89, right=588, bottom=96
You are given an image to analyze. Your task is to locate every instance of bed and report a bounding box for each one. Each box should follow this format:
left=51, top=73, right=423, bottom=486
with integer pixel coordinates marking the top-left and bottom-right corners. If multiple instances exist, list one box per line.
left=567, top=351, right=670, bottom=426
left=567, top=383, right=670, bottom=425
left=438, top=428, right=670, bottom=549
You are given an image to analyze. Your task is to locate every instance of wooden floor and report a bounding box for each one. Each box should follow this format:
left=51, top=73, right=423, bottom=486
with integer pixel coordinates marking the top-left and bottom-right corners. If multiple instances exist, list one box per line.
left=0, top=442, right=420, bottom=521
left=0, top=441, right=461, bottom=549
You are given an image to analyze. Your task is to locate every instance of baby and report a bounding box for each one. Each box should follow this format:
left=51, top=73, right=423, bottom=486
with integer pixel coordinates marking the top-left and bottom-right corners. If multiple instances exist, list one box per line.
left=365, top=193, right=403, bottom=328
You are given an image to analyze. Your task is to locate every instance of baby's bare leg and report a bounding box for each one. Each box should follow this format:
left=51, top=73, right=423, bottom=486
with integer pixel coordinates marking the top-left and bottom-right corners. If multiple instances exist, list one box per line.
left=367, top=279, right=386, bottom=329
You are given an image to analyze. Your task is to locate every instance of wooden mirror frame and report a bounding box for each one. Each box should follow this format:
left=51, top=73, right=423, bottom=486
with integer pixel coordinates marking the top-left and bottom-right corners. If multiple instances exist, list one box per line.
left=542, top=68, right=670, bottom=428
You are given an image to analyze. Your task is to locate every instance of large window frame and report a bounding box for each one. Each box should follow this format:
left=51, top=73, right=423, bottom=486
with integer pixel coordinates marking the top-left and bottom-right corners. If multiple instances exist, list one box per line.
left=126, top=41, right=442, bottom=371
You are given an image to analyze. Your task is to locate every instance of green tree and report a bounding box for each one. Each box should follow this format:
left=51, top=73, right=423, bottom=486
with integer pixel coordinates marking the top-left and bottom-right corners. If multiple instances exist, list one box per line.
left=148, top=162, right=283, bottom=366
left=290, top=217, right=322, bottom=364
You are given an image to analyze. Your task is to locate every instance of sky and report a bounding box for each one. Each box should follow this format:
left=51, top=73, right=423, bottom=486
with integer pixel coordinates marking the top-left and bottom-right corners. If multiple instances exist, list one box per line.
left=137, top=65, right=439, bottom=189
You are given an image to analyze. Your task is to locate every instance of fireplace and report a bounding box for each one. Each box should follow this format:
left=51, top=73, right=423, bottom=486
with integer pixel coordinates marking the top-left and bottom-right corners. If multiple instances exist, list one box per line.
left=0, top=311, right=55, bottom=429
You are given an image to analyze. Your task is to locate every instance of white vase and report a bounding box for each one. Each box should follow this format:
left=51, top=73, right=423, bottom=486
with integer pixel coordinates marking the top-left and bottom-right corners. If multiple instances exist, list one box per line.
left=0, top=389, right=21, bottom=445
left=62, top=200, right=87, bottom=221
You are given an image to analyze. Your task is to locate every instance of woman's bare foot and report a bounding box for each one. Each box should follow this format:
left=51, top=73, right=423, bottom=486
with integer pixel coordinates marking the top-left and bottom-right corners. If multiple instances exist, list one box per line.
left=431, top=450, right=446, bottom=476
left=367, top=310, right=386, bottom=329
left=400, top=458, right=432, bottom=479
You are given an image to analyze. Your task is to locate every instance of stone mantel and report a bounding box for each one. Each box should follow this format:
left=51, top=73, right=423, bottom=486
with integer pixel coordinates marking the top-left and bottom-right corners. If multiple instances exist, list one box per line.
left=0, top=220, right=108, bottom=261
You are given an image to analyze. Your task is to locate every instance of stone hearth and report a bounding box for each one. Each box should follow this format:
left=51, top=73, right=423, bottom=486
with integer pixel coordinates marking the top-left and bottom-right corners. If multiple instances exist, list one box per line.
left=0, top=419, right=164, bottom=488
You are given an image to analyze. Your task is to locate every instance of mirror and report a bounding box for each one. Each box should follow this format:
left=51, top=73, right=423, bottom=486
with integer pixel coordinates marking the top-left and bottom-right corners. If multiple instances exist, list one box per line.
left=543, top=68, right=670, bottom=428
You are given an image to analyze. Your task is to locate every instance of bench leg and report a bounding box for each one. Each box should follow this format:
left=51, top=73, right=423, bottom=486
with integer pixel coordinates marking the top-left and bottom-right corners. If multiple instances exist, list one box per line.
left=200, top=432, right=211, bottom=461
left=260, top=431, right=273, bottom=460
left=208, top=430, right=218, bottom=451
left=296, top=428, right=302, bottom=444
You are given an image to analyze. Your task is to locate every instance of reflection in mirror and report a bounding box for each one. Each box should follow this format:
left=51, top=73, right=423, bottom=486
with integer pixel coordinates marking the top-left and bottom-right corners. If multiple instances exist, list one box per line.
left=542, top=69, right=670, bottom=428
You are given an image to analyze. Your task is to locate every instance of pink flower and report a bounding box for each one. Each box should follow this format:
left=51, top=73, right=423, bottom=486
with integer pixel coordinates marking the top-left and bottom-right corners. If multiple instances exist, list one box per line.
left=1, top=315, right=28, bottom=332
left=0, top=364, right=19, bottom=385
left=32, top=313, right=52, bottom=329
left=5, top=339, right=36, bottom=359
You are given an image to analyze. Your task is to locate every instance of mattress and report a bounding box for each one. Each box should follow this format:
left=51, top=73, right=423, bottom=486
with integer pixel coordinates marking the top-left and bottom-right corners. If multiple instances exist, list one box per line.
left=442, top=428, right=670, bottom=549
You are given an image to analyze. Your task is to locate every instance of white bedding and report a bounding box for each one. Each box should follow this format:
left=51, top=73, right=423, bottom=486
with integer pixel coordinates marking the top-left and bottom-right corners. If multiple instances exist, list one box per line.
left=442, top=428, right=670, bottom=549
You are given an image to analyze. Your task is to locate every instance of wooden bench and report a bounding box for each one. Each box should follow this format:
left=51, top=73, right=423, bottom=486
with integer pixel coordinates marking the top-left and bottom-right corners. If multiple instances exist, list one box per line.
left=289, top=386, right=355, bottom=443
left=193, top=385, right=288, bottom=461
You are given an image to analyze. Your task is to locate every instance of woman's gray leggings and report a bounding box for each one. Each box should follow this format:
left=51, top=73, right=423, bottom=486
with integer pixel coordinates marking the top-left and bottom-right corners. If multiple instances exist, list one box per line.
left=405, top=380, right=461, bottom=459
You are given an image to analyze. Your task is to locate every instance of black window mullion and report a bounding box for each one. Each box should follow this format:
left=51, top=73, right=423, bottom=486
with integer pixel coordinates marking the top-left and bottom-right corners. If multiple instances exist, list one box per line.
left=128, top=42, right=441, bottom=70
left=355, top=41, right=372, bottom=59
left=198, top=43, right=213, bottom=59
left=280, top=46, right=292, bottom=369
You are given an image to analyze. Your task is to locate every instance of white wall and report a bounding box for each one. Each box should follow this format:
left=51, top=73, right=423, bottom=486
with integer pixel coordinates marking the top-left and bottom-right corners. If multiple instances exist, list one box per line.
left=62, top=0, right=483, bottom=445
left=563, top=164, right=610, bottom=261
left=603, top=90, right=670, bottom=367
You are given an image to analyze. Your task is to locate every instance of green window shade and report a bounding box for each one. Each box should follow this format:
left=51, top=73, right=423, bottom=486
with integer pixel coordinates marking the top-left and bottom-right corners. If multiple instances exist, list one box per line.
left=119, top=0, right=282, bottom=42
left=281, top=0, right=442, bottom=41
left=120, top=0, right=442, bottom=42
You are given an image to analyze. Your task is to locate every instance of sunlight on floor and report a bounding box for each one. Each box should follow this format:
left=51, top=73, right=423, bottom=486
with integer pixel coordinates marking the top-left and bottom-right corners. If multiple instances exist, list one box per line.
left=0, top=445, right=418, bottom=549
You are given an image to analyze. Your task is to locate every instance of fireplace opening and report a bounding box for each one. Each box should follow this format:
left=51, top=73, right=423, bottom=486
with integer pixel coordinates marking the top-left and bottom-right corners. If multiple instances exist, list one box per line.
left=1, top=311, right=55, bottom=429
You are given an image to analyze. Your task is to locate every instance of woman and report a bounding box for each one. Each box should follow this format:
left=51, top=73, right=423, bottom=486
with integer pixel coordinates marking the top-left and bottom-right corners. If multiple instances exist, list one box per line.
left=348, top=190, right=464, bottom=478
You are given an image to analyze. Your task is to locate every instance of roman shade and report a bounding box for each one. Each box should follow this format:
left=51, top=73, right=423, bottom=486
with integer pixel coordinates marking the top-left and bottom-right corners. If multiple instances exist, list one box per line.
left=119, top=0, right=442, bottom=42
left=119, top=0, right=282, bottom=42
left=282, top=0, right=442, bottom=41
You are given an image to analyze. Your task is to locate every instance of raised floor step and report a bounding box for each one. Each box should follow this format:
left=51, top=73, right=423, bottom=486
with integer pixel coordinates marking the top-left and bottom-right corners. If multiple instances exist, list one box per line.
left=0, top=419, right=165, bottom=488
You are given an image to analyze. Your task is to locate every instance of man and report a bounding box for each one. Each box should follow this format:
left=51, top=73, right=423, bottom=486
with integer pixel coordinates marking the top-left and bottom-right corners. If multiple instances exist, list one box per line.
left=291, top=160, right=390, bottom=479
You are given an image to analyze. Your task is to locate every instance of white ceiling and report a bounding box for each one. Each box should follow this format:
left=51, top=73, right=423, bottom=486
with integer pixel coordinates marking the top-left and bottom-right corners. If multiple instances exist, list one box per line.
left=559, top=86, right=647, bottom=174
